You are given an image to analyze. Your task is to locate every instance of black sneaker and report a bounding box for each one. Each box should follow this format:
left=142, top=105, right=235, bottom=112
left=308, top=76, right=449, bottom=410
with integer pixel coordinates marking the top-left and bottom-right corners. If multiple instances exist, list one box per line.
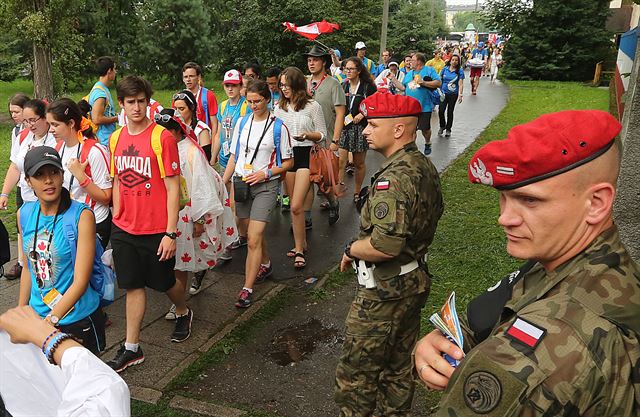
left=171, top=308, right=193, bottom=343
left=345, top=163, right=355, bottom=176
left=255, top=263, right=273, bottom=284
left=189, top=271, right=206, bottom=295
left=328, top=201, right=340, bottom=225
left=235, top=289, right=253, bottom=308
left=437, top=128, right=444, bottom=136
left=305, top=219, right=313, bottom=230
left=445, top=130, right=451, bottom=137
left=4, top=262, right=21, bottom=280
left=229, top=236, right=248, bottom=250
left=107, top=344, right=144, bottom=373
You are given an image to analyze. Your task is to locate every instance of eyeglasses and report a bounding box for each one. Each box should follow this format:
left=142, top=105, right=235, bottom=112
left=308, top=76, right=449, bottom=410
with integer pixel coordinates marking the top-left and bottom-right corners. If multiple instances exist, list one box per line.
left=24, top=117, right=42, bottom=125
left=172, top=93, right=195, bottom=106
left=246, top=98, right=265, bottom=106
left=279, top=83, right=291, bottom=90
left=154, top=111, right=177, bottom=123
left=344, top=67, right=358, bottom=72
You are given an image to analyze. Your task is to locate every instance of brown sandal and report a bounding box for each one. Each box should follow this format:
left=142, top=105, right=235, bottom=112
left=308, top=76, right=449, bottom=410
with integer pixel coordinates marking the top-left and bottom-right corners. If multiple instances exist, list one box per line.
left=293, top=252, right=306, bottom=269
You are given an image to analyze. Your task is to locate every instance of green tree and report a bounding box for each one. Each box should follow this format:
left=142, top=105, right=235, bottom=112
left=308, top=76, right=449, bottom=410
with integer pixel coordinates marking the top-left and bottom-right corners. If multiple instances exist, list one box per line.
left=0, top=0, right=84, bottom=98
left=128, top=0, right=215, bottom=88
left=452, top=11, right=487, bottom=32
left=500, top=0, right=613, bottom=81
left=481, top=0, right=533, bottom=36
left=386, top=0, right=447, bottom=58
left=0, top=34, right=27, bottom=82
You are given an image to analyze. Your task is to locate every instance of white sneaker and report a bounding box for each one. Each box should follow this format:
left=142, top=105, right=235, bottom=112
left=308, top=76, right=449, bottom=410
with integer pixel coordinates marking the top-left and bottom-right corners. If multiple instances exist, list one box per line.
left=165, top=304, right=177, bottom=320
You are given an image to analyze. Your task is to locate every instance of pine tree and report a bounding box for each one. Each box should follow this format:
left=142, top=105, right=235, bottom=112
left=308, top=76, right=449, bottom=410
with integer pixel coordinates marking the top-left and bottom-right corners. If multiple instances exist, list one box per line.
left=500, top=0, right=612, bottom=81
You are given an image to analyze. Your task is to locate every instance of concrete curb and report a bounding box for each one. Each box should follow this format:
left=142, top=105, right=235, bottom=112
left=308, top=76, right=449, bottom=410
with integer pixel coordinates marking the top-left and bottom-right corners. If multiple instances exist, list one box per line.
left=169, top=395, right=245, bottom=417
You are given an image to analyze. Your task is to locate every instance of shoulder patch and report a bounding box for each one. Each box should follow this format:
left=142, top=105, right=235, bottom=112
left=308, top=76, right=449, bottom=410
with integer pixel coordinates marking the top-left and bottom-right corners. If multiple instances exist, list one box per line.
left=374, top=202, right=389, bottom=219
left=505, top=317, right=546, bottom=349
left=464, top=371, right=502, bottom=413
left=375, top=180, right=390, bottom=191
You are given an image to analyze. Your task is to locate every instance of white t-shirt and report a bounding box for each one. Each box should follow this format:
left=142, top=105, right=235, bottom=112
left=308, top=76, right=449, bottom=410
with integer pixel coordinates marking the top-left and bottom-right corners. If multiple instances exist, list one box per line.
left=10, top=124, right=24, bottom=163
left=273, top=100, right=327, bottom=147
left=59, top=140, right=112, bottom=223
left=194, top=120, right=211, bottom=146
left=230, top=114, right=293, bottom=179
left=11, top=131, right=58, bottom=202
left=118, top=99, right=163, bottom=126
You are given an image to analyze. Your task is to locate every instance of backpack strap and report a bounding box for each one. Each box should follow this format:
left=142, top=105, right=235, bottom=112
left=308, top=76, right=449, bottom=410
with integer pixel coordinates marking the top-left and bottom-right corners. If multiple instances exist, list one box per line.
left=150, top=124, right=166, bottom=178
left=273, top=118, right=283, bottom=167
left=201, top=87, right=210, bottom=127
left=220, top=99, right=227, bottom=116
left=18, top=201, right=37, bottom=237
left=80, top=138, right=108, bottom=178
left=62, top=202, right=82, bottom=268
left=55, top=141, right=64, bottom=153
left=234, top=114, right=252, bottom=157
left=109, top=127, right=123, bottom=177
left=240, top=99, right=248, bottom=116
left=19, top=128, right=30, bottom=145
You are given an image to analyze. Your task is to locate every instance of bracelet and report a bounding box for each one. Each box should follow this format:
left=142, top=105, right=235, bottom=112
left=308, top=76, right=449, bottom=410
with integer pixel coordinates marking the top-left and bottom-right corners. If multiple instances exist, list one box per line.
left=41, top=329, right=60, bottom=354
left=45, top=332, right=76, bottom=365
left=79, top=177, right=92, bottom=188
left=0, top=193, right=8, bottom=198
left=265, top=169, right=273, bottom=179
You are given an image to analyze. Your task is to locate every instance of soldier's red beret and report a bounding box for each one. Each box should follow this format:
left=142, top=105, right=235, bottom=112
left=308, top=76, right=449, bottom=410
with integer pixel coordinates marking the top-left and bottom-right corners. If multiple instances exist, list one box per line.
left=360, top=92, right=422, bottom=119
left=468, top=110, right=621, bottom=190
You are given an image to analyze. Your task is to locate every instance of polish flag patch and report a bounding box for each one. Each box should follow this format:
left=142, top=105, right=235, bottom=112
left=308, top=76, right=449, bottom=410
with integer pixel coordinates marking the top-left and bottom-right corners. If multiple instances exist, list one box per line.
left=505, top=317, right=546, bottom=349
left=375, top=180, right=390, bottom=191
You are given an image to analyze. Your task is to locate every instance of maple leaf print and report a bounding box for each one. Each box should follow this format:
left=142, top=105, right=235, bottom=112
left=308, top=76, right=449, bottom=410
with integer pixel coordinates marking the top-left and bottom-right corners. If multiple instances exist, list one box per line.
left=181, top=214, right=189, bottom=223
left=181, top=253, right=192, bottom=263
left=226, top=227, right=235, bottom=236
left=207, top=260, right=216, bottom=267
left=176, top=230, right=182, bottom=237
left=224, top=198, right=230, bottom=207
left=199, top=241, right=208, bottom=250
left=122, top=144, right=140, bottom=157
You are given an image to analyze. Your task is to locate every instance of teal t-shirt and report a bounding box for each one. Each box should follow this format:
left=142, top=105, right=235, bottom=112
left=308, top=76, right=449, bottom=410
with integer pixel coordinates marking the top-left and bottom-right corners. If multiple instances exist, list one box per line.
left=88, top=81, right=116, bottom=146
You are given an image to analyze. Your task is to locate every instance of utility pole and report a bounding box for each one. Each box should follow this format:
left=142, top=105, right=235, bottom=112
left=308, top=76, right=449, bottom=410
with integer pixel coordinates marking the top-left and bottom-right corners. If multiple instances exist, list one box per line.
left=475, top=0, right=479, bottom=11
left=380, top=0, right=390, bottom=63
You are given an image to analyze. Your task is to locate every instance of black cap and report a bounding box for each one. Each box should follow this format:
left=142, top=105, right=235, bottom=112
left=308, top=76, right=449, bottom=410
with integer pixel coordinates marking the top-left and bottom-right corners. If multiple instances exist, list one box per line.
left=304, top=44, right=330, bottom=57
left=24, top=146, right=64, bottom=177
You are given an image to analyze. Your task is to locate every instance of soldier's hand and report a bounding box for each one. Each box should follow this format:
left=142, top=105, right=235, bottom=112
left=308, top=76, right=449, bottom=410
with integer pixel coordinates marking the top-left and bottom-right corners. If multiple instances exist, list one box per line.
left=414, top=330, right=464, bottom=391
left=340, top=253, right=353, bottom=272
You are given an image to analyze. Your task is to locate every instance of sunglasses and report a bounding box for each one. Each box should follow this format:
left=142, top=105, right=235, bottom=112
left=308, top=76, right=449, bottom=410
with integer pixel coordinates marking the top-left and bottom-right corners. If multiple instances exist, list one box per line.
left=172, top=93, right=195, bottom=106
left=28, top=250, right=51, bottom=288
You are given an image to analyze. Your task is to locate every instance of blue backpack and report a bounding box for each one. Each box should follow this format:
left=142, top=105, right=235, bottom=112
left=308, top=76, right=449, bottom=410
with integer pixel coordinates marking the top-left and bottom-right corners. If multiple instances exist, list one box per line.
left=20, top=201, right=116, bottom=307
left=234, top=114, right=284, bottom=167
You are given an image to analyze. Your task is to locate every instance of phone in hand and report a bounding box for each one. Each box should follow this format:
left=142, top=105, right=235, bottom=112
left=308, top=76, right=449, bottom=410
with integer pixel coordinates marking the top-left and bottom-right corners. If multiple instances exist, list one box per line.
left=293, top=134, right=306, bottom=141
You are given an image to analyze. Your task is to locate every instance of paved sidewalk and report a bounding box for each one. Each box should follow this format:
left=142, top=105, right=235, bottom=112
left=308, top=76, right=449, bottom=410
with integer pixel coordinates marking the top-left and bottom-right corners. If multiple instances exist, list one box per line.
left=0, top=77, right=509, bottom=412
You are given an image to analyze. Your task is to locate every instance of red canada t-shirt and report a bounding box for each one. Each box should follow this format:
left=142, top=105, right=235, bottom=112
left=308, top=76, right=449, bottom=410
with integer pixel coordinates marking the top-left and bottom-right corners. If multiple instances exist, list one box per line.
left=111, top=123, right=180, bottom=235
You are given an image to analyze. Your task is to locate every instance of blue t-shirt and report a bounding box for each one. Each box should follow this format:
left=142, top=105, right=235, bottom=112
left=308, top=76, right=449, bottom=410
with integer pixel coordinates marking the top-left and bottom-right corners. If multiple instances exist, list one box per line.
left=402, top=66, right=441, bottom=112
left=362, top=57, right=378, bottom=77
left=471, top=48, right=488, bottom=60
left=21, top=201, right=100, bottom=325
left=440, top=66, right=465, bottom=95
left=268, top=92, right=281, bottom=111
left=88, top=81, right=116, bottom=146
left=216, top=97, right=251, bottom=168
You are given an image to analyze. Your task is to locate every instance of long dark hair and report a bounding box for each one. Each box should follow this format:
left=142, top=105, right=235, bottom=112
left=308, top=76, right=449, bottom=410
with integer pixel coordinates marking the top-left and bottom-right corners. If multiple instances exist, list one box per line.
left=173, top=89, right=198, bottom=129
left=47, top=98, right=95, bottom=139
left=278, top=67, right=311, bottom=112
left=344, top=57, right=375, bottom=86
left=447, top=54, right=462, bottom=71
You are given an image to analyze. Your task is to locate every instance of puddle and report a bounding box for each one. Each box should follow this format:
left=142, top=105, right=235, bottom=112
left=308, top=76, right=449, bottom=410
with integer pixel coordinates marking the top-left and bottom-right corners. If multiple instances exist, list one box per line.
left=268, top=318, right=341, bottom=366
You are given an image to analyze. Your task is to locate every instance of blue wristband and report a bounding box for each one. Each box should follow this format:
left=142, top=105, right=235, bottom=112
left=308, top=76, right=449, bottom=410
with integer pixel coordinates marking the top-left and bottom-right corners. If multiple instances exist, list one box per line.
left=267, top=169, right=273, bottom=179
left=44, top=332, right=65, bottom=360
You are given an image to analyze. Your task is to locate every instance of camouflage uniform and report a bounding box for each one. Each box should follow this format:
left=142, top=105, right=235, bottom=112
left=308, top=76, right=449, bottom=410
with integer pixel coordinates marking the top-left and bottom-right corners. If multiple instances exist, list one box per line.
left=336, top=142, right=444, bottom=417
left=435, top=226, right=640, bottom=416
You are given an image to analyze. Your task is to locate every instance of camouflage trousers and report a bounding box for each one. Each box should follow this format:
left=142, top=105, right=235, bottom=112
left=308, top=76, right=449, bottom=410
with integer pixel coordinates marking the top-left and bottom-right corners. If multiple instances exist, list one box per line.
left=335, top=289, right=429, bottom=417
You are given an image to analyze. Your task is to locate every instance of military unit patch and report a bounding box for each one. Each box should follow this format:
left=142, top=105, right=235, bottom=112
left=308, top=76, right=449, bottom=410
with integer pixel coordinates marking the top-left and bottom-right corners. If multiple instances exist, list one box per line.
left=463, top=370, right=502, bottom=413
left=375, top=180, right=390, bottom=190
left=374, top=202, right=389, bottom=219
left=505, top=317, right=546, bottom=349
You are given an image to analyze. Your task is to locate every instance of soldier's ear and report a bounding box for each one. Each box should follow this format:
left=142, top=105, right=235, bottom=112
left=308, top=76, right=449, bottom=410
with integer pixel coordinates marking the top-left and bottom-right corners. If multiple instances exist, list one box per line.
left=393, top=123, right=405, bottom=139
left=584, top=182, right=615, bottom=225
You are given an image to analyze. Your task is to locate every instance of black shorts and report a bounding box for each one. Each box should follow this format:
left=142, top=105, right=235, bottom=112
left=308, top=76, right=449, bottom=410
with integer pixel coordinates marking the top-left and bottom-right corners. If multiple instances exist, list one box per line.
left=292, top=146, right=312, bottom=171
left=417, top=112, right=432, bottom=132
left=111, top=224, right=176, bottom=292
left=96, top=211, right=112, bottom=250
left=58, top=307, right=106, bottom=354
left=16, top=186, right=23, bottom=208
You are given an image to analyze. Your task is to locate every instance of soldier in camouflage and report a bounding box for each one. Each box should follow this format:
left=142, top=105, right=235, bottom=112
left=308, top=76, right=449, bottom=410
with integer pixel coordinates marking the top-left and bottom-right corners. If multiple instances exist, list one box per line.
left=415, top=110, right=640, bottom=416
left=335, top=92, right=444, bottom=416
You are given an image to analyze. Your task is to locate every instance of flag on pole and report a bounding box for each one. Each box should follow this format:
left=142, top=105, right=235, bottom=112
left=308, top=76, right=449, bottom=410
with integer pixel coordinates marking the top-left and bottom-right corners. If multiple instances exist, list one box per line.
left=282, top=20, right=340, bottom=41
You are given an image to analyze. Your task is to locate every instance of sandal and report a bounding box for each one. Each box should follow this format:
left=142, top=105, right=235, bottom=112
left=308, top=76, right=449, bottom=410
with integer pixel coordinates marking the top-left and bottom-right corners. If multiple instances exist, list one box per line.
left=353, top=194, right=361, bottom=204
left=293, top=252, right=306, bottom=269
left=287, top=248, right=307, bottom=258
left=320, top=201, right=331, bottom=210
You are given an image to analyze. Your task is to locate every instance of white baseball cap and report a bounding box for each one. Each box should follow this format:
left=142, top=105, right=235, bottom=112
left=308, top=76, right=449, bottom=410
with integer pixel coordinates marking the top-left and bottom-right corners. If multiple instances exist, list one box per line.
left=223, top=69, right=242, bottom=85
left=355, top=41, right=366, bottom=50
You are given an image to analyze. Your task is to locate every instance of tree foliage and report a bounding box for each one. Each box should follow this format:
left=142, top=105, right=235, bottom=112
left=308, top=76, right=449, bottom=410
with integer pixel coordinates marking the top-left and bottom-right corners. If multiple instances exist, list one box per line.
left=499, top=0, right=613, bottom=81
left=386, top=0, right=447, bottom=58
left=481, top=0, right=533, bottom=36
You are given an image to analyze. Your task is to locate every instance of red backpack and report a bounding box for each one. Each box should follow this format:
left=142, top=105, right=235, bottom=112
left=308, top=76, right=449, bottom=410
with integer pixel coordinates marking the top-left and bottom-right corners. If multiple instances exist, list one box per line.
left=56, top=138, right=109, bottom=178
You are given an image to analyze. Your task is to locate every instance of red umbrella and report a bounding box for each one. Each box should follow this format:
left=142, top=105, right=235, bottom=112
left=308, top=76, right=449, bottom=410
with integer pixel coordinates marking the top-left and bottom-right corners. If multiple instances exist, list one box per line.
left=282, top=20, right=340, bottom=41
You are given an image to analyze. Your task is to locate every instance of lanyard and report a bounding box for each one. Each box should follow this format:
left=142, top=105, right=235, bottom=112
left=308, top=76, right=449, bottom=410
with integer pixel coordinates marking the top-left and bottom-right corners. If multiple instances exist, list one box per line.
left=244, top=114, right=275, bottom=164
left=308, top=74, right=327, bottom=96
left=60, top=143, right=82, bottom=191
left=224, top=97, right=244, bottom=121
left=30, top=206, right=60, bottom=288
left=347, top=81, right=361, bottom=113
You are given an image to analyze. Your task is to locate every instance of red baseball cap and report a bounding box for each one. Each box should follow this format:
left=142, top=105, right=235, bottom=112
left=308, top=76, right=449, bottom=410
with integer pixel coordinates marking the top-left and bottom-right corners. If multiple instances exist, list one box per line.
left=360, top=92, right=422, bottom=119
left=222, top=69, right=242, bottom=85
left=468, top=110, right=621, bottom=190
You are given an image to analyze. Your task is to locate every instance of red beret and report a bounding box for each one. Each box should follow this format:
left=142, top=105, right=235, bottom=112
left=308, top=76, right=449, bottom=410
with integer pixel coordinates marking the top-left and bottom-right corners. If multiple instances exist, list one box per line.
left=468, top=110, right=621, bottom=190
left=360, top=92, right=422, bottom=119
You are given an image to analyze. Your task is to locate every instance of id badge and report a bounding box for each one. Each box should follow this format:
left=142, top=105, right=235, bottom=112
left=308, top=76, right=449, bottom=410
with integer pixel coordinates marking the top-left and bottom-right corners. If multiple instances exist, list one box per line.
left=222, top=141, right=230, bottom=157
left=344, top=114, right=354, bottom=126
left=242, top=163, right=254, bottom=181
left=43, top=288, right=63, bottom=309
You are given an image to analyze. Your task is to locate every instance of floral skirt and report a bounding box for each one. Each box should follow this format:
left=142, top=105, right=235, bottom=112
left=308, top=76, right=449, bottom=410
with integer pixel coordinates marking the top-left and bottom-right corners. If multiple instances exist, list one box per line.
left=339, top=124, right=368, bottom=153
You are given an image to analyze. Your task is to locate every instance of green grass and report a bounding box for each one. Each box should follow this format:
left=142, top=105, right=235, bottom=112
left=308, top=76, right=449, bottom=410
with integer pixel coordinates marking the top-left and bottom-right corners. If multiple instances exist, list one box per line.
left=418, top=80, right=609, bottom=410
left=0, top=79, right=224, bottom=239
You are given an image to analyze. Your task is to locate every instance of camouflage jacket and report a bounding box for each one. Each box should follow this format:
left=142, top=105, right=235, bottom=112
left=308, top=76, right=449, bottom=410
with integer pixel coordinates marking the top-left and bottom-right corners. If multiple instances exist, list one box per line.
left=436, top=226, right=640, bottom=416
left=358, top=142, right=443, bottom=301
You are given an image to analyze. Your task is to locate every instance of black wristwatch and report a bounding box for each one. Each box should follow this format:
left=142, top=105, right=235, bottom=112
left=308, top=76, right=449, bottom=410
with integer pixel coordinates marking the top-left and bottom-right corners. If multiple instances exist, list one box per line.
left=164, top=232, right=177, bottom=240
left=344, top=239, right=356, bottom=260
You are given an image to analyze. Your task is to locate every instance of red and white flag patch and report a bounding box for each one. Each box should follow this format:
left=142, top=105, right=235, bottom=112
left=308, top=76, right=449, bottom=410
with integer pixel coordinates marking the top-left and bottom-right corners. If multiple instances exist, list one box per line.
left=505, top=317, right=546, bottom=349
left=375, top=180, right=390, bottom=190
